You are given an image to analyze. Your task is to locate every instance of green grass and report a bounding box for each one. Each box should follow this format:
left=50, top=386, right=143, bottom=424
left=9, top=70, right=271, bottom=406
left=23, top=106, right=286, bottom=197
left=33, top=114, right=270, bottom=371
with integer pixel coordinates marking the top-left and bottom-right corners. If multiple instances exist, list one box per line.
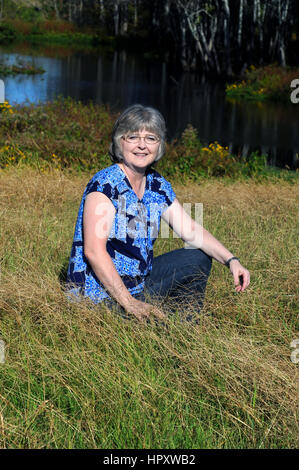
left=0, top=97, right=298, bottom=448
left=0, top=166, right=298, bottom=448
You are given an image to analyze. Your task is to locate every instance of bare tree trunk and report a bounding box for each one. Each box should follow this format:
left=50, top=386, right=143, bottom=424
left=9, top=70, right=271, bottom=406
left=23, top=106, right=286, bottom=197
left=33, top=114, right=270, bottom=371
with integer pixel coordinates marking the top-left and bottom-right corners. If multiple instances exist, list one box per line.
left=278, top=0, right=290, bottom=67
left=98, top=0, right=105, bottom=25
left=53, top=0, right=60, bottom=20
left=68, top=0, right=73, bottom=23
left=269, top=30, right=279, bottom=58
left=198, top=22, right=215, bottom=72
left=237, top=0, right=244, bottom=47
left=133, top=0, right=138, bottom=27
left=114, top=1, right=120, bottom=36
left=0, top=0, right=4, bottom=20
left=164, top=0, right=171, bottom=20
left=177, top=1, right=206, bottom=69
left=180, top=15, right=188, bottom=70
left=164, top=0, right=171, bottom=16
left=176, top=0, right=223, bottom=73
left=222, top=0, right=233, bottom=76
left=279, top=38, right=286, bottom=67
left=256, top=0, right=262, bottom=45
left=268, top=0, right=289, bottom=66
left=152, top=0, right=160, bottom=29
left=79, top=0, right=83, bottom=20
left=73, top=0, right=77, bottom=21
left=120, top=1, right=129, bottom=35
left=250, top=0, right=257, bottom=52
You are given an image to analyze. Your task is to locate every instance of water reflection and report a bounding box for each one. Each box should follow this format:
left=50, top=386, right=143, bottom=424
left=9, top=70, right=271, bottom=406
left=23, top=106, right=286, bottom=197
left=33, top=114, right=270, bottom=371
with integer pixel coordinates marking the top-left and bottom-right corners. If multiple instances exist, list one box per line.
left=0, top=44, right=298, bottom=169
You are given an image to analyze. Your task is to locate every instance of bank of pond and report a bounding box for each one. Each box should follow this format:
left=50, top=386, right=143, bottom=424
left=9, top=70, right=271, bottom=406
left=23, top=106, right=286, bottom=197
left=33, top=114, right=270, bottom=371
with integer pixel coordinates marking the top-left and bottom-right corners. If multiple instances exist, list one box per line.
left=0, top=98, right=297, bottom=183
left=1, top=19, right=299, bottom=103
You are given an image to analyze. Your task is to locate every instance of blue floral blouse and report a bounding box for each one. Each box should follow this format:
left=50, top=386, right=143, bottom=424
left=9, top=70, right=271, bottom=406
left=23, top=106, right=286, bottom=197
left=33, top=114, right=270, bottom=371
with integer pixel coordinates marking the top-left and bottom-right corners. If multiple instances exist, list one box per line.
left=66, top=163, right=176, bottom=303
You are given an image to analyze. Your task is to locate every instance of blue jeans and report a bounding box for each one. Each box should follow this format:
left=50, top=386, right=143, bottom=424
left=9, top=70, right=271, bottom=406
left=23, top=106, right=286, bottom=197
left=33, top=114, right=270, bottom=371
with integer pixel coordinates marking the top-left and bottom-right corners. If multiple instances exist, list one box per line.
left=103, top=248, right=212, bottom=323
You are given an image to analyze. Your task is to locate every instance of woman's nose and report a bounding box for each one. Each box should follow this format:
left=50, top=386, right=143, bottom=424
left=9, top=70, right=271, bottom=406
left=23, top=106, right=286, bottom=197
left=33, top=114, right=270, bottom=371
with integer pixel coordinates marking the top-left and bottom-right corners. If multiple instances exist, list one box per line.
left=137, top=140, right=146, bottom=148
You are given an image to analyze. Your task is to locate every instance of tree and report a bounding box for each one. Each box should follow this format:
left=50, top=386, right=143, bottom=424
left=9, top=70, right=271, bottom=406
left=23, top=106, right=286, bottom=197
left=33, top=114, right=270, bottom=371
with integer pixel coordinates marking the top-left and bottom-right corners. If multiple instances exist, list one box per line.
left=6, top=0, right=295, bottom=74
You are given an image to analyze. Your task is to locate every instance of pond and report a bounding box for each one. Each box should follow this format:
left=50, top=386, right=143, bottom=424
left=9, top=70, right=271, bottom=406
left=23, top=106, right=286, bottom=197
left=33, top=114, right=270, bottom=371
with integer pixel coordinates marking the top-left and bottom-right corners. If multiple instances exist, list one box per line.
left=1, top=42, right=298, bottom=170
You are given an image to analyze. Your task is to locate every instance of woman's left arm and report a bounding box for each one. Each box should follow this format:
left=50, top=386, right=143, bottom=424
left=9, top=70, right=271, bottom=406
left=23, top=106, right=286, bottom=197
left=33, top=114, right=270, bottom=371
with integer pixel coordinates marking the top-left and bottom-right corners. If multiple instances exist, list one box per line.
left=162, top=198, right=250, bottom=292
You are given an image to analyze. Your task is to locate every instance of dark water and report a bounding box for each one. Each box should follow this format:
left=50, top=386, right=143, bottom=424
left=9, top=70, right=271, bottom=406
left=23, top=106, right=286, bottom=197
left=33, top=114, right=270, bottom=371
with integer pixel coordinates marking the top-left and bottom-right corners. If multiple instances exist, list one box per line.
left=1, top=43, right=299, bottom=170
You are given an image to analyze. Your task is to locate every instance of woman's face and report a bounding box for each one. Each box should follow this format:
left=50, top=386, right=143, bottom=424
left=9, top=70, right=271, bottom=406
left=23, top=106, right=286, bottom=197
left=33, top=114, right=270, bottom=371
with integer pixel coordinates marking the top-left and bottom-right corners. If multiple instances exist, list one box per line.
left=120, top=128, right=160, bottom=171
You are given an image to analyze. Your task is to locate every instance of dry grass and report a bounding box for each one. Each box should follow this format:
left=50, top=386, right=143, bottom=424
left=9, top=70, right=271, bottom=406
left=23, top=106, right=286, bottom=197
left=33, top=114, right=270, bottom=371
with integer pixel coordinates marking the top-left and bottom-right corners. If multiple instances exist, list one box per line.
left=0, top=166, right=298, bottom=448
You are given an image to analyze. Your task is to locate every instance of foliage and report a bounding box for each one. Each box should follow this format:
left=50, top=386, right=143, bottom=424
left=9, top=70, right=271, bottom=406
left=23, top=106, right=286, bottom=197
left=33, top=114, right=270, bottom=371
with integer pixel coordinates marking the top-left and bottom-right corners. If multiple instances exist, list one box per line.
left=0, top=1, right=298, bottom=74
left=0, top=61, right=45, bottom=76
left=0, top=17, right=112, bottom=47
left=17, top=6, right=42, bottom=23
left=0, top=101, right=14, bottom=114
left=0, top=97, right=113, bottom=171
left=226, top=64, right=299, bottom=102
left=0, top=98, right=296, bottom=183
left=26, top=30, right=95, bottom=46
left=0, top=23, right=19, bottom=44
left=157, top=124, right=271, bottom=181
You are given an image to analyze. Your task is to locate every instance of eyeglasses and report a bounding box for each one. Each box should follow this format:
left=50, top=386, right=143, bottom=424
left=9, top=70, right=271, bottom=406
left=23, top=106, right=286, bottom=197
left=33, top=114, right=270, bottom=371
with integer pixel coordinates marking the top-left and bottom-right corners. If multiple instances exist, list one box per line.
left=122, top=134, right=160, bottom=145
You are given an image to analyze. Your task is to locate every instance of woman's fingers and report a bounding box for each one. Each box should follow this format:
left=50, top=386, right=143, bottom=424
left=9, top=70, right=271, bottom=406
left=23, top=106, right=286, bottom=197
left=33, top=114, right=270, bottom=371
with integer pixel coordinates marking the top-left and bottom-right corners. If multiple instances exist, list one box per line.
left=126, top=299, right=161, bottom=321
left=232, top=266, right=250, bottom=292
left=128, top=301, right=166, bottom=322
left=149, top=306, right=167, bottom=320
left=241, top=269, right=250, bottom=291
left=241, top=271, right=250, bottom=291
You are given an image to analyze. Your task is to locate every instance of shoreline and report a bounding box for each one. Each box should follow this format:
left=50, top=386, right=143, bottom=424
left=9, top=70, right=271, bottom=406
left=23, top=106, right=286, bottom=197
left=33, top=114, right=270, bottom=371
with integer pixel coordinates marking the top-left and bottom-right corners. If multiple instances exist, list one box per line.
left=0, top=98, right=298, bottom=179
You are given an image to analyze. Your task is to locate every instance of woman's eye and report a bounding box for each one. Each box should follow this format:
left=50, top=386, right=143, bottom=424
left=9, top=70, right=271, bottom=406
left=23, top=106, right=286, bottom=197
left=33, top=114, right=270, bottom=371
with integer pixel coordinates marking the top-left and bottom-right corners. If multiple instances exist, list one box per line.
left=145, top=136, right=159, bottom=143
left=127, top=135, right=138, bottom=141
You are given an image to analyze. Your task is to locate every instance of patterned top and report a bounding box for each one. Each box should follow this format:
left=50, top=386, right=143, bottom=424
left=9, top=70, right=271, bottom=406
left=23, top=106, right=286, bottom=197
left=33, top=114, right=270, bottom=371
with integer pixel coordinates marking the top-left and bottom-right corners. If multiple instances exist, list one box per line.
left=66, top=163, right=176, bottom=303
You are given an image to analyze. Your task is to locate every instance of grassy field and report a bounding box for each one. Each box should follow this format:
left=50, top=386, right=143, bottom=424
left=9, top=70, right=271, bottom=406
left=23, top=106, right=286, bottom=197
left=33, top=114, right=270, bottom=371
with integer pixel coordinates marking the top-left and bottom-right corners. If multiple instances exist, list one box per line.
left=0, top=165, right=298, bottom=448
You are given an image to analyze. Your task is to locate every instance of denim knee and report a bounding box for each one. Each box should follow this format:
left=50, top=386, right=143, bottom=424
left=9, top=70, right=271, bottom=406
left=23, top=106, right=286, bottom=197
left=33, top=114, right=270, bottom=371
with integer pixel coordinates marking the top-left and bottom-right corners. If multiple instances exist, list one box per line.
left=181, top=248, right=212, bottom=277
left=196, top=249, right=212, bottom=275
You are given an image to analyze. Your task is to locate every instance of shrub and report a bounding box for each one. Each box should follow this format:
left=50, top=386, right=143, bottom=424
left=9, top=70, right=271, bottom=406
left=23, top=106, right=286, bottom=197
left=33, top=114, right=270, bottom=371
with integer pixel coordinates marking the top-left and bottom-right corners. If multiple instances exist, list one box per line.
left=0, top=23, right=18, bottom=43
left=0, top=99, right=293, bottom=181
left=226, top=64, right=299, bottom=102
left=17, top=6, right=41, bottom=23
left=158, top=125, right=242, bottom=179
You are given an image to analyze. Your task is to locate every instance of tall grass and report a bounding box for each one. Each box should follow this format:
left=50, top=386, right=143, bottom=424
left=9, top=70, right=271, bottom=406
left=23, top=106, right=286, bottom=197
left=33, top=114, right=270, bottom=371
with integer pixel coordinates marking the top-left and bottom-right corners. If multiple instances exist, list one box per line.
left=0, top=167, right=298, bottom=448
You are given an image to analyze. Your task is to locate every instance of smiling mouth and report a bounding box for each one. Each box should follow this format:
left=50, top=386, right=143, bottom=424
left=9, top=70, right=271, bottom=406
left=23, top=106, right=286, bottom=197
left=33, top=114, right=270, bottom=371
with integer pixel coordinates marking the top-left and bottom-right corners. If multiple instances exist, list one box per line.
left=134, top=153, right=148, bottom=156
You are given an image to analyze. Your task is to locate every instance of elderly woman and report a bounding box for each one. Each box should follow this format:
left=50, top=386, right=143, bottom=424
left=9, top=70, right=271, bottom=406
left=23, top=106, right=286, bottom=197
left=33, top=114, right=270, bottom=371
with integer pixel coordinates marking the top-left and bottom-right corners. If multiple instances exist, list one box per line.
left=66, top=104, right=250, bottom=321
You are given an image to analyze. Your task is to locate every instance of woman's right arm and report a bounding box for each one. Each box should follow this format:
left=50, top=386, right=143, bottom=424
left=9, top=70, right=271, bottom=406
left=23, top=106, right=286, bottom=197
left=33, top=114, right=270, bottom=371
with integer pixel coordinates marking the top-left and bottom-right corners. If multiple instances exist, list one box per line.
left=83, top=192, right=165, bottom=321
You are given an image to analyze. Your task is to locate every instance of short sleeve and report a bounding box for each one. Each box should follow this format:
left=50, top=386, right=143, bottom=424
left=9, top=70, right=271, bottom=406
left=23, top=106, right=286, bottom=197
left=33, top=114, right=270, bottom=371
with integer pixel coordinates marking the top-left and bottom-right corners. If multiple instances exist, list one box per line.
left=151, top=173, right=176, bottom=212
left=84, top=175, right=113, bottom=200
left=161, top=178, right=176, bottom=208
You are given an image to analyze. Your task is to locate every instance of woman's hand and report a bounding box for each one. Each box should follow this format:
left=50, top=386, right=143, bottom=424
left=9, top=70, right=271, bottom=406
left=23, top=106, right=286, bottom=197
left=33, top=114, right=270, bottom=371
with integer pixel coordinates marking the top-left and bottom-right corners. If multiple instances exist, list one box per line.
left=124, top=298, right=166, bottom=322
left=229, top=260, right=250, bottom=292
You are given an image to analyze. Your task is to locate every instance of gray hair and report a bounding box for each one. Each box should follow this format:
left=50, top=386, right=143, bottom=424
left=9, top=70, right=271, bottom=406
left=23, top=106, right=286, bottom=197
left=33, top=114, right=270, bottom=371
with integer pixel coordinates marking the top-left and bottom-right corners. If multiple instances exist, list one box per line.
left=109, top=104, right=166, bottom=163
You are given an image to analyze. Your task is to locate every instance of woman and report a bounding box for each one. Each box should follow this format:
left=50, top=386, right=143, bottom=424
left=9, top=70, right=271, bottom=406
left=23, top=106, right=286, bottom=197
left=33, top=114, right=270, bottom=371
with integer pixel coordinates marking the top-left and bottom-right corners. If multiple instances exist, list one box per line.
left=66, top=104, right=250, bottom=321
